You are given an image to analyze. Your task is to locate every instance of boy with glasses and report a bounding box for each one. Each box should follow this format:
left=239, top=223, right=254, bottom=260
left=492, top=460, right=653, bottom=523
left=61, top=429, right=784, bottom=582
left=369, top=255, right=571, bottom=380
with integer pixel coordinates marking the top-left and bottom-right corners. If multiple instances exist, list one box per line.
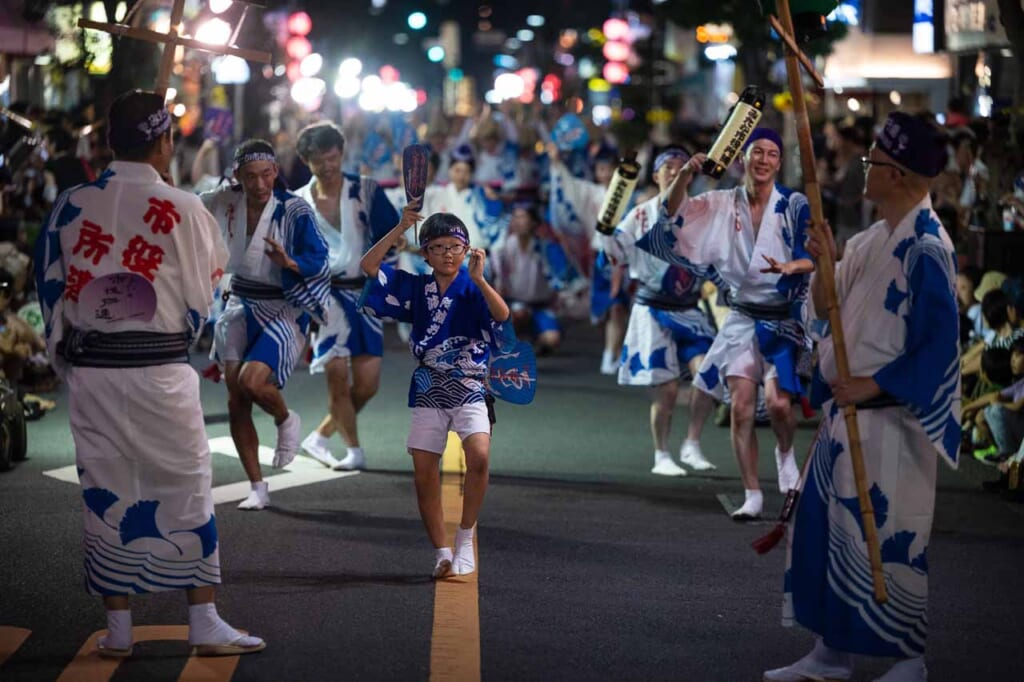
left=360, top=207, right=513, bottom=578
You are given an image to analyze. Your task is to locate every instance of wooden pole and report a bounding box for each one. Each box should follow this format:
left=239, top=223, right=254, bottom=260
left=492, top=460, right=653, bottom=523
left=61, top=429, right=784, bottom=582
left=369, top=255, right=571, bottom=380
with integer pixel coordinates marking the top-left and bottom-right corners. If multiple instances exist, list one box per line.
left=77, top=0, right=272, bottom=98
left=774, top=0, right=888, bottom=604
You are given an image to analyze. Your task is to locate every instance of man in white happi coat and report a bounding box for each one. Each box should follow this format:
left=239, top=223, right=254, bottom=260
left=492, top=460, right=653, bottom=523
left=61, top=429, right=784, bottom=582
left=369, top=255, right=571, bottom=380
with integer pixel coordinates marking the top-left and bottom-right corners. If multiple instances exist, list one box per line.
left=36, top=90, right=264, bottom=657
left=764, top=112, right=961, bottom=682
left=603, top=146, right=719, bottom=477
left=640, top=129, right=815, bottom=519
left=202, top=139, right=331, bottom=510
left=292, top=122, right=399, bottom=471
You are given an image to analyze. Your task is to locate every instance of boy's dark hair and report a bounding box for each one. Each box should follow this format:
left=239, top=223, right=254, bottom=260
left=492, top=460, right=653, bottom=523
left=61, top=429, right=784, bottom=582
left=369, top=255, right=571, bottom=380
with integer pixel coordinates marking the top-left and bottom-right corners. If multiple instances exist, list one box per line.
left=296, top=122, right=346, bottom=160
left=982, top=288, right=1009, bottom=330
left=418, top=212, right=469, bottom=246
left=981, top=347, right=1013, bottom=387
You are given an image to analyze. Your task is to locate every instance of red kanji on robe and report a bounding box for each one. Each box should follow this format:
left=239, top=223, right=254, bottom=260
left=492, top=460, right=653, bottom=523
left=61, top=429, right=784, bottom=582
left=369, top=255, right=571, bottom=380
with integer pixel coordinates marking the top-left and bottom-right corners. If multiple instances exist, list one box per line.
left=144, top=197, right=181, bottom=235
left=72, top=220, right=115, bottom=266
left=121, top=236, right=165, bottom=281
left=64, top=265, right=94, bottom=303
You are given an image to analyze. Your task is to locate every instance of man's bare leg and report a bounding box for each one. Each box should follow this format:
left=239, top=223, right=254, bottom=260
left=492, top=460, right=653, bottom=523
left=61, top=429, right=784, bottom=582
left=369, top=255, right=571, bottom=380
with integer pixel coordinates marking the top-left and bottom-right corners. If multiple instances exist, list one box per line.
left=728, top=376, right=763, bottom=519
left=650, top=381, right=687, bottom=476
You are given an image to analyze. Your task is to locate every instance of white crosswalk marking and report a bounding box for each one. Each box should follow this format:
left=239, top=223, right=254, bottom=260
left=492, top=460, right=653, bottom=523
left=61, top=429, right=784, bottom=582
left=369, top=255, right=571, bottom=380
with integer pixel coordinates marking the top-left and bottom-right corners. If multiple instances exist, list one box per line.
left=42, top=436, right=359, bottom=505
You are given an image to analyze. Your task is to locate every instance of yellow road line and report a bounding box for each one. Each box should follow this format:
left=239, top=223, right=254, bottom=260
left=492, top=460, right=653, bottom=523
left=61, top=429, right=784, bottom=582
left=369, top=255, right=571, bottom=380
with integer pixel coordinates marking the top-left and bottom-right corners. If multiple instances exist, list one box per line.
left=429, top=433, right=480, bottom=682
left=0, top=626, right=31, bottom=667
left=56, top=625, right=242, bottom=682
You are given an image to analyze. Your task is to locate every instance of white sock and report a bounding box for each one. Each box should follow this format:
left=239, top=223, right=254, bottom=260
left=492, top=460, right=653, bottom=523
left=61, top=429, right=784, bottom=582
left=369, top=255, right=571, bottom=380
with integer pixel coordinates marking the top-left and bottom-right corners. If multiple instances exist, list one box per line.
left=810, top=638, right=852, bottom=667
left=99, top=609, right=132, bottom=650
left=654, top=449, right=673, bottom=463
left=733, top=489, right=764, bottom=517
left=188, top=603, right=245, bottom=646
left=433, top=547, right=454, bottom=577
left=312, top=432, right=331, bottom=449
left=452, top=525, right=476, bottom=575
left=346, top=447, right=364, bottom=459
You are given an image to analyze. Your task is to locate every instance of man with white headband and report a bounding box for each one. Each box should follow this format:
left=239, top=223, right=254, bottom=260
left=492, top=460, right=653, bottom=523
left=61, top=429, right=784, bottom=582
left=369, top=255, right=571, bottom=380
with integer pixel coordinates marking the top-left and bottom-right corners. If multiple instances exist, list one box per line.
left=36, top=89, right=264, bottom=657
left=201, top=138, right=331, bottom=511
left=639, top=129, right=815, bottom=520
left=602, top=145, right=719, bottom=478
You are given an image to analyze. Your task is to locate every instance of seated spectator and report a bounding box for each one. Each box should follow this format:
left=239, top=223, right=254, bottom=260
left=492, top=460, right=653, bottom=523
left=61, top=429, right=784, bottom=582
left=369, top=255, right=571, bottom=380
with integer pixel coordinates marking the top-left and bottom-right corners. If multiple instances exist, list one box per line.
left=957, top=264, right=983, bottom=347
left=0, top=267, right=55, bottom=417
left=493, top=204, right=564, bottom=354
left=961, top=283, right=1021, bottom=382
left=964, top=342, right=1023, bottom=463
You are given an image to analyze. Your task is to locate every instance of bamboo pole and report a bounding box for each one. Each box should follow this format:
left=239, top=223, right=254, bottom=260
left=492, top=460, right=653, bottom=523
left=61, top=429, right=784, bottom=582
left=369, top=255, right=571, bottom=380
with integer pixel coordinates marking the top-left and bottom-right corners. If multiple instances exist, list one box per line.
left=774, top=0, right=888, bottom=604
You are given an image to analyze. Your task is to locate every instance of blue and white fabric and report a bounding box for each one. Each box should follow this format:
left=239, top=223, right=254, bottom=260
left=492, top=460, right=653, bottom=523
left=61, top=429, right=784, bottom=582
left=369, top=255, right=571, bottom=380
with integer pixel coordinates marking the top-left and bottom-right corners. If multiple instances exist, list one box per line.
left=295, top=172, right=398, bottom=364
left=637, top=184, right=813, bottom=400
left=361, top=264, right=515, bottom=408
left=603, top=195, right=714, bottom=386
left=201, top=185, right=330, bottom=386
left=783, top=196, right=961, bottom=658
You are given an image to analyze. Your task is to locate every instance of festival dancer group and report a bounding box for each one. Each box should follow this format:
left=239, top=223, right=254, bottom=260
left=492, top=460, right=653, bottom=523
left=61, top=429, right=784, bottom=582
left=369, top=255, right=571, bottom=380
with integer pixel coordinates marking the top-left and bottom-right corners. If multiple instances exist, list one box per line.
left=37, top=89, right=959, bottom=681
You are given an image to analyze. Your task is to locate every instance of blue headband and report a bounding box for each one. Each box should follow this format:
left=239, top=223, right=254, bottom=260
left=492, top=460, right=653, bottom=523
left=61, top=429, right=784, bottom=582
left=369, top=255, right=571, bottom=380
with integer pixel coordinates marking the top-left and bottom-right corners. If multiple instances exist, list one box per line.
left=743, top=127, right=783, bottom=154
left=653, top=148, right=689, bottom=172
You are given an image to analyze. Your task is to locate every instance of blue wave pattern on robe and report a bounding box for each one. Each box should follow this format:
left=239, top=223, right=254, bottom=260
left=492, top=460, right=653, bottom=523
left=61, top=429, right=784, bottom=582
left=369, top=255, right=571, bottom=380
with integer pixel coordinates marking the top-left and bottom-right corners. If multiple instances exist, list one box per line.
left=361, top=264, right=514, bottom=408
left=272, top=188, right=332, bottom=323
left=872, top=209, right=962, bottom=467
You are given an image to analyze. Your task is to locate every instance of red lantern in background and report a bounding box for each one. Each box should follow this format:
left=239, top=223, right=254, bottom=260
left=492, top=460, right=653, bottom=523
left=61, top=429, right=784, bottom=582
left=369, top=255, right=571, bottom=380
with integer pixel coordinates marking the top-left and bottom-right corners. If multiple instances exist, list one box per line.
left=286, top=11, right=312, bottom=37
left=603, top=62, right=629, bottom=84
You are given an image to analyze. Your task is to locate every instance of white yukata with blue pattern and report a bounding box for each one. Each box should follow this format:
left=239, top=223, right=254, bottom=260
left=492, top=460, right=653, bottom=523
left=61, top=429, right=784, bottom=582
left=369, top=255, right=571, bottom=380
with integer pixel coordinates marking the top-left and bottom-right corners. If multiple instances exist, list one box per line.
left=202, top=185, right=330, bottom=387
left=294, top=173, right=398, bottom=369
left=638, top=184, right=813, bottom=399
left=784, top=197, right=961, bottom=657
left=604, top=195, right=715, bottom=387
left=35, top=162, right=229, bottom=595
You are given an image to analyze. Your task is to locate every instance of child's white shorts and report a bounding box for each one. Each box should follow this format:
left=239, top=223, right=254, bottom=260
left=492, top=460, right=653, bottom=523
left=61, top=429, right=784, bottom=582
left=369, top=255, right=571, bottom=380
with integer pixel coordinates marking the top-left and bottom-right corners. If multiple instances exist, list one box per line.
left=407, top=403, right=491, bottom=455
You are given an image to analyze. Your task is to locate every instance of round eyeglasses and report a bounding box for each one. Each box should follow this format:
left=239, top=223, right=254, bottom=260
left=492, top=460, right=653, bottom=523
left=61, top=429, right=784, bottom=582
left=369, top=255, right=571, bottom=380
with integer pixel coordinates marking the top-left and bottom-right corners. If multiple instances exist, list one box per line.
left=426, top=243, right=468, bottom=255
left=861, top=157, right=905, bottom=175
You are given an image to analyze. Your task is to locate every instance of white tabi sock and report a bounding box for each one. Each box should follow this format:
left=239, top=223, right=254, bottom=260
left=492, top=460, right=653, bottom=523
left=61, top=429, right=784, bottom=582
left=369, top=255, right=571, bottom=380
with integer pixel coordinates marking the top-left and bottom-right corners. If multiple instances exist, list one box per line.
left=731, top=489, right=764, bottom=520
left=310, top=432, right=330, bottom=451
left=776, top=446, right=800, bottom=493
left=333, top=446, right=366, bottom=471
left=600, top=349, right=618, bottom=375
left=763, top=637, right=853, bottom=681
left=873, top=656, right=926, bottom=682
left=651, top=450, right=688, bottom=477
left=188, top=603, right=262, bottom=648
left=237, top=481, right=270, bottom=511
left=452, top=525, right=476, bottom=575
left=433, top=547, right=454, bottom=578
left=98, top=609, right=132, bottom=651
